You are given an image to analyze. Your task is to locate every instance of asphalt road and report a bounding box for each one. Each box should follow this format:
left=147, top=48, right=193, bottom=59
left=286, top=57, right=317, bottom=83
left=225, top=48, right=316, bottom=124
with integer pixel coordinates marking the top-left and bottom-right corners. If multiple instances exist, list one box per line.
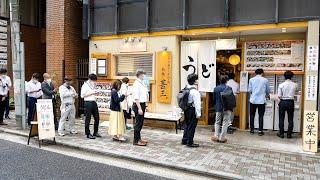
left=0, top=139, right=169, bottom=180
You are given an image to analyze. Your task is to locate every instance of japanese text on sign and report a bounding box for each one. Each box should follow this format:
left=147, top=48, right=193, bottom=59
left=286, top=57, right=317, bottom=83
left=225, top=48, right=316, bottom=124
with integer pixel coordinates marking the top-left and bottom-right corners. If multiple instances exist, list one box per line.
left=303, top=111, right=318, bottom=152
left=156, top=51, right=172, bottom=104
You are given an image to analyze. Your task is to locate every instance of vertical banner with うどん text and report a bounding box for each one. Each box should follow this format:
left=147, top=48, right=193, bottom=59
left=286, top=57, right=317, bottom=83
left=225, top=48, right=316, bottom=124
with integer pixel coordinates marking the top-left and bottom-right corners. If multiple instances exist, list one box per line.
left=303, top=111, right=318, bottom=153
left=181, top=41, right=216, bottom=92
left=156, top=51, right=172, bottom=104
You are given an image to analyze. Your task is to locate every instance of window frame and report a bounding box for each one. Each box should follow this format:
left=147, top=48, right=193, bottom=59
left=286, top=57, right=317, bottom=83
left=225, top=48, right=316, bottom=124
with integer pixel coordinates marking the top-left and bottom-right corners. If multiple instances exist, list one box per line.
left=112, top=52, right=155, bottom=80
left=96, top=58, right=108, bottom=76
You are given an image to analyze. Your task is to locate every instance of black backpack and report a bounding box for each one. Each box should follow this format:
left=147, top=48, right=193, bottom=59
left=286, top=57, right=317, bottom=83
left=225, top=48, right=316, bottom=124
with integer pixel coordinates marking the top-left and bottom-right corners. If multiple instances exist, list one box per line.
left=177, top=87, right=196, bottom=111
left=220, top=86, right=236, bottom=111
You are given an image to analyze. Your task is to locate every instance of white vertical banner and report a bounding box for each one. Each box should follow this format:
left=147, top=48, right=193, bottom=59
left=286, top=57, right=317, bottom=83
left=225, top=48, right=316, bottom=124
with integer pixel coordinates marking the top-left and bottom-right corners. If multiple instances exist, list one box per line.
left=180, top=41, right=199, bottom=89
left=198, top=41, right=216, bottom=92
left=180, top=41, right=216, bottom=92
left=90, top=58, right=97, bottom=74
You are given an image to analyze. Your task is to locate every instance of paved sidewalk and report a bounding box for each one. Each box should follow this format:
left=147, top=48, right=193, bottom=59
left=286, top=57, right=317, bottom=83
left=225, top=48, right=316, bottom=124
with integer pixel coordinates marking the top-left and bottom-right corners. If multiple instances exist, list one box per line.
left=1, top=119, right=320, bottom=180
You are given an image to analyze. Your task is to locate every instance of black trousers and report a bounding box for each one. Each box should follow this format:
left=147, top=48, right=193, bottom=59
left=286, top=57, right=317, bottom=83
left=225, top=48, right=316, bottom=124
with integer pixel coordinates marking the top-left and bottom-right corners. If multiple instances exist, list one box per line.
left=27, top=97, right=38, bottom=125
left=84, top=101, right=100, bottom=135
left=278, top=100, right=294, bottom=135
left=0, top=96, right=6, bottom=123
left=182, top=107, right=198, bottom=145
left=133, top=103, right=146, bottom=143
left=250, top=103, right=265, bottom=132
left=5, top=92, right=9, bottom=117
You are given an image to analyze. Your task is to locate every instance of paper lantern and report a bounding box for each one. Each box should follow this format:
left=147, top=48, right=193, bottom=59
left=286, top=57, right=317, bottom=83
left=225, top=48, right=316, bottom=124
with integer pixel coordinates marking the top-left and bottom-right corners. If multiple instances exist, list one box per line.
left=229, top=54, right=240, bottom=66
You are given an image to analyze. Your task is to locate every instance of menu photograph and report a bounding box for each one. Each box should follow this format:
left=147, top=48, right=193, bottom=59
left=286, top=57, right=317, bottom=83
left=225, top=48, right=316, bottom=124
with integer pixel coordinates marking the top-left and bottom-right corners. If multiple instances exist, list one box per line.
left=244, top=40, right=305, bottom=71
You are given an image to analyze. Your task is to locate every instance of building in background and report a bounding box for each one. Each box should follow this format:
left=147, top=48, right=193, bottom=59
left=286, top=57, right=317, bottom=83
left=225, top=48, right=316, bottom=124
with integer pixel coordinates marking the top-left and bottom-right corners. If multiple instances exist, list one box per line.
left=82, top=0, right=320, bottom=152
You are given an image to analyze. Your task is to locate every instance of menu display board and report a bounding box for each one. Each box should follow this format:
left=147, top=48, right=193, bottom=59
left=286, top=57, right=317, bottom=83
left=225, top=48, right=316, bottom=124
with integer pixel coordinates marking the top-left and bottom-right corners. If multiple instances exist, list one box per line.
left=95, top=82, right=112, bottom=112
left=244, top=40, right=305, bottom=71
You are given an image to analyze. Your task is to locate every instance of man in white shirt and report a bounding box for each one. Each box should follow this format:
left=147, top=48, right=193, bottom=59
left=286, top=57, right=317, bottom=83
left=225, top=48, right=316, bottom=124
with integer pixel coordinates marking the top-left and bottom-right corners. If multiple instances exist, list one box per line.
left=132, top=70, right=149, bottom=146
left=80, top=74, right=101, bottom=139
left=226, top=73, right=239, bottom=130
left=182, top=74, right=201, bottom=148
left=0, top=68, right=9, bottom=125
left=277, top=71, right=297, bottom=139
left=1, top=69, right=12, bottom=119
left=26, top=73, right=43, bottom=126
left=58, top=77, right=78, bottom=136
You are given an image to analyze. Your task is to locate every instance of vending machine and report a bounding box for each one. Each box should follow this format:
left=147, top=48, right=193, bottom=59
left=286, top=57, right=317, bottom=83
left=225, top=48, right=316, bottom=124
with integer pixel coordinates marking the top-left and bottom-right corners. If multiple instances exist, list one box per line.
left=273, top=75, right=303, bottom=133
left=252, top=75, right=275, bottom=130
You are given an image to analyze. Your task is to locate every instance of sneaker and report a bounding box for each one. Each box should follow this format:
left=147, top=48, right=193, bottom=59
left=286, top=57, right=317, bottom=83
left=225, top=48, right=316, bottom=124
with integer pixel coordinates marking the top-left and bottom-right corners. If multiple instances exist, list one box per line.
left=181, top=141, right=187, bottom=145
left=287, top=134, right=292, bottom=139
left=70, top=131, right=78, bottom=134
left=5, top=116, right=10, bottom=120
left=118, top=137, right=127, bottom=142
left=187, top=143, right=200, bottom=148
left=126, top=126, right=132, bottom=130
left=93, top=133, right=102, bottom=138
left=211, top=136, right=219, bottom=142
left=87, top=134, right=96, bottom=139
left=218, top=138, right=228, bottom=143
left=58, top=133, right=65, bottom=136
left=250, top=130, right=254, bottom=134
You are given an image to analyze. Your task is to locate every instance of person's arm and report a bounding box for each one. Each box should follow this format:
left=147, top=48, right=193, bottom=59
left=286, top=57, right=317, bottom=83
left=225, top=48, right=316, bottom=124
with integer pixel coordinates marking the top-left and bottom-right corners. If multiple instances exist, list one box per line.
left=277, top=84, right=282, bottom=99
left=194, top=91, right=202, bottom=118
left=80, top=84, right=96, bottom=98
left=59, top=86, right=74, bottom=99
left=248, top=79, right=252, bottom=93
left=7, top=77, right=12, bottom=88
left=41, top=83, right=55, bottom=96
left=133, top=83, right=143, bottom=115
left=111, top=90, right=125, bottom=103
left=236, top=83, right=240, bottom=94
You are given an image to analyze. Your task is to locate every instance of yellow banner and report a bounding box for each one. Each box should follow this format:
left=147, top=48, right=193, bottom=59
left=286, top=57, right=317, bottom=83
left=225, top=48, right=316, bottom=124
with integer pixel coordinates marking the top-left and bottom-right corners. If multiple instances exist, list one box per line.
left=156, top=51, right=172, bottom=104
left=303, top=111, right=318, bottom=153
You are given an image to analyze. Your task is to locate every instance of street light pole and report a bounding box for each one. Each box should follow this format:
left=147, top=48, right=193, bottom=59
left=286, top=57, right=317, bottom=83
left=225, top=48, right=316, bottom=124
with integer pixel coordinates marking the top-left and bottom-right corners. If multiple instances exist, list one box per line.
left=9, top=0, right=26, bottom=129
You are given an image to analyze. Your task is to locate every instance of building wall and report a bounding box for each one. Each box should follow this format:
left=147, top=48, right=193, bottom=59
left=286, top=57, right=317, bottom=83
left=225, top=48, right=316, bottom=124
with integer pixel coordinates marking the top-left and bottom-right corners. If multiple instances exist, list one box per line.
left=89, top=35, right=180, bottom=113
left=47, top=0, right=88, bottom=87
left=21, top=25, right=46, bottom=80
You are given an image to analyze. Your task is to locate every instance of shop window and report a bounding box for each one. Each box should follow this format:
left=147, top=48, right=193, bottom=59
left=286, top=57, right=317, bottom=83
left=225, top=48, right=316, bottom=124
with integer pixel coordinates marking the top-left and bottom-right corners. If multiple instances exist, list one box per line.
left=115, top=53, right=154, bottom=78
left=0, top=0, right=8, bottom=18
left=20, top=0, right=39, bottom=26
left=97, top=59, right=107, bottom=76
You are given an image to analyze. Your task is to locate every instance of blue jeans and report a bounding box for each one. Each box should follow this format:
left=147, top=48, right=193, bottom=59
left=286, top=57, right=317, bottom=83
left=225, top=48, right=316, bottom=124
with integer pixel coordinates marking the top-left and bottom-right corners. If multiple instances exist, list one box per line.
left=27, top=97, right=37, bottom=125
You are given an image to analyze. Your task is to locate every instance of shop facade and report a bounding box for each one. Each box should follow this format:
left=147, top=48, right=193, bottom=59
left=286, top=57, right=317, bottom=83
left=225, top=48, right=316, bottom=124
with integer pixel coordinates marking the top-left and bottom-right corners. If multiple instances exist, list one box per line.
left=83, top=0, right=320, bottom=152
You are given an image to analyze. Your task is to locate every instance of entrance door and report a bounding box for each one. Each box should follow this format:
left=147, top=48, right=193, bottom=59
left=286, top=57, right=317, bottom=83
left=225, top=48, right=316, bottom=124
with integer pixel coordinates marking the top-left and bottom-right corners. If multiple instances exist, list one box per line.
left=77, top=58, right=89, bottom=115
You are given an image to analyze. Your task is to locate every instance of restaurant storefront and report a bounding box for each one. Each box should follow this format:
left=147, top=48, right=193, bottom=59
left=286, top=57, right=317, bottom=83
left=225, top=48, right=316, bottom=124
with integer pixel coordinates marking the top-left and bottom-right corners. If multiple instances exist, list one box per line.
left=88, top=21, right=319, bottom=152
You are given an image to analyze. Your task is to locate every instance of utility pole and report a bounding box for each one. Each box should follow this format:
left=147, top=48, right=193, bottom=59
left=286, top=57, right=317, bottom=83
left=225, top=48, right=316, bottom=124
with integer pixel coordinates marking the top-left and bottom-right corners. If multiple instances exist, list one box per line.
left=9, top=0, right=26, bottom=129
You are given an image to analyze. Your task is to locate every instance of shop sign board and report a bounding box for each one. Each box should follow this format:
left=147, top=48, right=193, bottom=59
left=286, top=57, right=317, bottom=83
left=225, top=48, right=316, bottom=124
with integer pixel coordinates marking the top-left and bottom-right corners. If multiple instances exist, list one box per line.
left=306, top=75, right=317, bottom=101
left=0, top=19, right=7, bottom=26
left=119, top=41, right=147, bottom=53
left=0, top=60, right=7, bottom=65
left=36, top=99, right=55, bottom=140
left=307, top=45, right=319, bottom=71
left=0, top=46, right=7, bottom=52
left=244, top=40, right=305, bottom=71
left=94, top=82, right=112, bottom=112
left=90, top=58, right=97, bottom=74
left=215, top=39, right=237, bottom=50
left=156, top=51, right=172, bottom=104
left=239, top=71, right=249, bottom=92
left=0, top=52, right=7, bottom=59
left=181, top=40, right=216, bottom=92
left=303, top=111, right=318, bottom=153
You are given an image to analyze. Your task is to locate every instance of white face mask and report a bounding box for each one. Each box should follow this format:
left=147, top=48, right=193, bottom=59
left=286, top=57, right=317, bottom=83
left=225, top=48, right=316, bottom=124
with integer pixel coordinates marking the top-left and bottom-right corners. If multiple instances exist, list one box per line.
left=32, top=79, right=38, bottom=84
left=46, top=79, right=52, bottom=83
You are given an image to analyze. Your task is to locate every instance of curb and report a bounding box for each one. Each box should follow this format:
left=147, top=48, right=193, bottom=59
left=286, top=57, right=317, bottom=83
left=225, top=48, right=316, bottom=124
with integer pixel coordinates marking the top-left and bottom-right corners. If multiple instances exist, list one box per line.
left=0, top=127, right=243, bottom=180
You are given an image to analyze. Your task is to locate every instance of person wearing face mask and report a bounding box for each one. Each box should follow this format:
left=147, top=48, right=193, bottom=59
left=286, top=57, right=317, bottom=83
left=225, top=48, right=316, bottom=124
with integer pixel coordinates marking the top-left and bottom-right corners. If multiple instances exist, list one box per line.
left=41, top=73, right=58, bottom=129
left=0, top=68, right=9, bottom=125
left=58, top=77, right=78, bottom=136
left=132, top=70, right=149, bottom=146
left=26, top=73, right=43, bottom=126
left=80, top=74, right=101, bottom=139
left=120, top=77, right=132, bottom=130
left=181, top=74, right=201, bottom=148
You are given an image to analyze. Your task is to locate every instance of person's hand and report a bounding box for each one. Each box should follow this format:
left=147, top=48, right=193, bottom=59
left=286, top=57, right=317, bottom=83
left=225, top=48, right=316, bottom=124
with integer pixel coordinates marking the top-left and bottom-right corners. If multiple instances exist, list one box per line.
left=37, top=89, right=42, bottom=92
left=1, top=96, right=5, bottom=102
left=138, top=109, right=143, bottom=115
left=145, top=107, right=150, bottom=112
left=53, top=88, right=58, bottom=93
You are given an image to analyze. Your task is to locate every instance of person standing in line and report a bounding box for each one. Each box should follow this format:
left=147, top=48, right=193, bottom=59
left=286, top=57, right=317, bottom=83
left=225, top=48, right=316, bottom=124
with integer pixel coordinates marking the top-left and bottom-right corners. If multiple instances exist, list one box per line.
left=277, top=71, right=297, bottom=139
left=26, top=73, right=43, bottom=126
left=132, top=70, right=149, bottom=146
left=181, top=74, right=201, bottom=148
left=80, top=74, right=101, bottom=139
left=248, top=68, right=270, bottom=136
left=58, top=77, right=78, bottom=136
left=226, top=73, right=239, bottom=130
left=2, top=69, right=12, bottom=119
left=41, top=73, right=58, bottom=129
left=120, top=77, right=132, bottom=130
left=211, top=77, right=234, bottom=143
left=109, top=80, right=129, bottom=142
left=0, top=69, right=9, bottom=125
